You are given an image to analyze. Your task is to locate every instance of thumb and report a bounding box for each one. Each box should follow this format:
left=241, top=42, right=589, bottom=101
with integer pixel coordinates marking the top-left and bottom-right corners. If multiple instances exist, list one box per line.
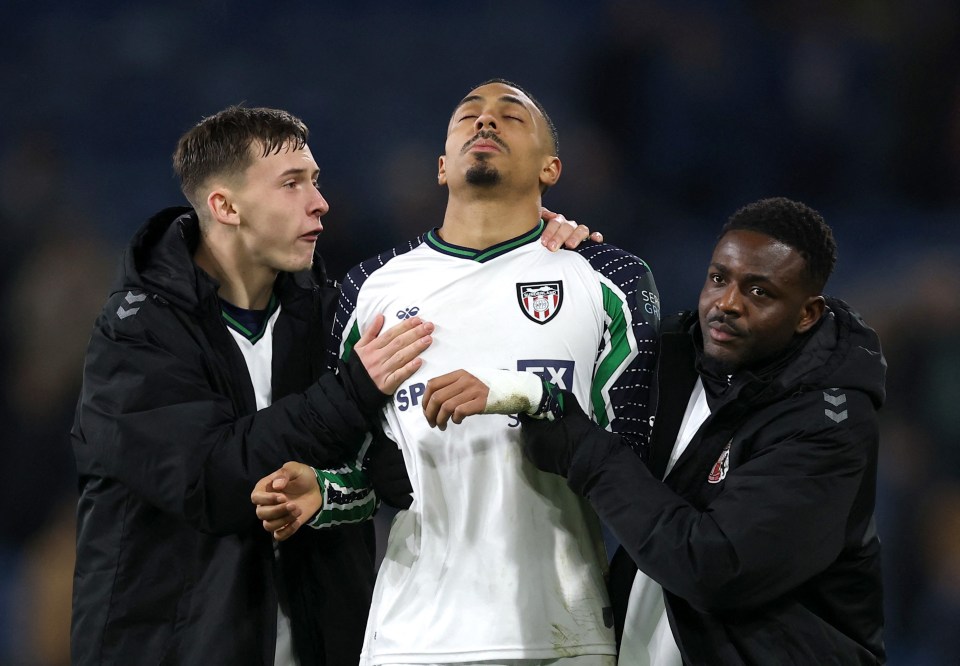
left=268, top=466, right=295, bottom=491
left=357, top=313, right=385, bottom=348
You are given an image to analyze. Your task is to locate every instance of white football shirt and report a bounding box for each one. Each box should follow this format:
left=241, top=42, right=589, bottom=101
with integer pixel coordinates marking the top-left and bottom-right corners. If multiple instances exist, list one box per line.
left=335, top=222, right=659, bottom=664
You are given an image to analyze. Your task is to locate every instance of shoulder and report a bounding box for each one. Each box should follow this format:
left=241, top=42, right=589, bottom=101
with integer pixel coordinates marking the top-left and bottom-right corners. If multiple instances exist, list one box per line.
left=340, top=235, right=427, bottom=304
left=100, top=288, right=163, bottom=331
left=751, top=386, right=879, bottom=456
left=568, top=242, right=655, bottom=286
left=94, top=286, right=196, bottom=352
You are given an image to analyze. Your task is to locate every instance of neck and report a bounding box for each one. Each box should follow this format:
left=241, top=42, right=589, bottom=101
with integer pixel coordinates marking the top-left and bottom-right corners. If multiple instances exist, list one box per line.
left=193, top=237, right=277, bottom=310
left=438, top=193, right=543, bottom=248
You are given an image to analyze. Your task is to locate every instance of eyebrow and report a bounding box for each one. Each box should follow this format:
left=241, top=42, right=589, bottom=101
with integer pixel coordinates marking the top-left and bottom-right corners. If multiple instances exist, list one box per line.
left=277, top=167, right=319, bottom=180
left=710, top=262, right=775, bottom=286
left=454, top=94, right=529, bottom=114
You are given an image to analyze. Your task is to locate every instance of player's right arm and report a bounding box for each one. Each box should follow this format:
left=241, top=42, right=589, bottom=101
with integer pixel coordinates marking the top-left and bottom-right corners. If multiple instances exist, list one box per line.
left=73, top=291, right=428, bottom=536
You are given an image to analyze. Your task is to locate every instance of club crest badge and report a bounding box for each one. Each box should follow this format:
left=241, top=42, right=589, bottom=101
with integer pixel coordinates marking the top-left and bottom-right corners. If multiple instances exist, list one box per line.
left=517, top=281, right=563, bottom=324
left=707, top=439, right=732, bottom=484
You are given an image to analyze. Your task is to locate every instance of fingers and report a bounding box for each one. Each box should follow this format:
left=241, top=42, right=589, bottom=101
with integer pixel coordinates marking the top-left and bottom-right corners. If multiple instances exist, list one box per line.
left=422, top=371, right=488, bottom=430
left=356, top=316, right=434, bottom=394
left=257, top=500, right=299, bottom=526
left=539, top=211, right=578, bottom=252
left=364, top=315, right=426, bottom=349
left=562, top=223, right=594, bottom=250
left=421, top=371, right=458, bottom=427
left=272, top=521, right=302, bottom=542
left=357, top=312, right=386, bottom=346
left=251, top=467, right=290, bottom=505
left=257, top=498, right=303, bottom=540
left=589, top=230, right=604, bottom=243
left=388, top=355, right=425, bottom=390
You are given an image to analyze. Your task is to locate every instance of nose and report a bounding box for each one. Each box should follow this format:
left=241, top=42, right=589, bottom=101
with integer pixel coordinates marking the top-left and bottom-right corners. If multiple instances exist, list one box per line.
left=715, top=284, right=742, bottom=315
left=474, top=110, right=497, bottom=133
left=310, top=188, right=329, bottom=227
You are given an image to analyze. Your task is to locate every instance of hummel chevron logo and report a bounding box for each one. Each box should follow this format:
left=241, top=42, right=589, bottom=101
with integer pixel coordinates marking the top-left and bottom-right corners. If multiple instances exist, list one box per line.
left=117, top=292, right=145, bottom=319
left=823, top=392, right=847, bottom=407
left=823, top=389, right=848, bottom=423
left=825, top=409, right=848, bottom=423
left=117, top=306, right=140, bottom=319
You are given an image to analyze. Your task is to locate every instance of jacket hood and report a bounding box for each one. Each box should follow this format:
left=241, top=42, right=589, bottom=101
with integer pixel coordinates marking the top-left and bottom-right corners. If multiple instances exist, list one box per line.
left=114, top=206, right=330, bottom=315
left=114, top=206, right=211, bottom=313
left=778, top=296, right=886, bottom=409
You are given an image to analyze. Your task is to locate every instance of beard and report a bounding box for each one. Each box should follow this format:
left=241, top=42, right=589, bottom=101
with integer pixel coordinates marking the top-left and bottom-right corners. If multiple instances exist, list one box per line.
left=465, top=155, right=501, bottom=187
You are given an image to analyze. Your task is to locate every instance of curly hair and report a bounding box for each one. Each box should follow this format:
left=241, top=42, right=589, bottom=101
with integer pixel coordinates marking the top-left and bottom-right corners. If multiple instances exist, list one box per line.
left=721, top=197, right=837, bottom=292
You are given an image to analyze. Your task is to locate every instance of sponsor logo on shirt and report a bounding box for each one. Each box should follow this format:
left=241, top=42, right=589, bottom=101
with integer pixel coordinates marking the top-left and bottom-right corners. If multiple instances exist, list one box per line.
left=517, top=359, right=575, bottom=390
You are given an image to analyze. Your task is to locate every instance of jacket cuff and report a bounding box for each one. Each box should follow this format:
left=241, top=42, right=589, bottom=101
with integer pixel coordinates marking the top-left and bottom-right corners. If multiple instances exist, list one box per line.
left=338, top=353, right=389, bottom=420
left=567, top=418, right=622, bottom=496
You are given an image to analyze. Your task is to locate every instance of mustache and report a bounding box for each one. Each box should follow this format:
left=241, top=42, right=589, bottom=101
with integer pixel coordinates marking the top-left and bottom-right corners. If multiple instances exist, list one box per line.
left=461, top=130, right=508, bottom=154
left=707, top=313, right=743, bottom=336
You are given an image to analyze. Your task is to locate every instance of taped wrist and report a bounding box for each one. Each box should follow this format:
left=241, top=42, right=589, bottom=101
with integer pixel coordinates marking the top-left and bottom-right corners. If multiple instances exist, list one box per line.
left=467, top=368, right=545, bottom=416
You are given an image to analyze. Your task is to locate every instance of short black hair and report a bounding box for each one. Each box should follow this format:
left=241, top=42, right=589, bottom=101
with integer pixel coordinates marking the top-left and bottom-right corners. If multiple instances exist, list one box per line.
left=173, top=105, right=309, bottom=209
left=473, top=78, right=559, bottom=156
left=721, top=197, right=837, bottom=293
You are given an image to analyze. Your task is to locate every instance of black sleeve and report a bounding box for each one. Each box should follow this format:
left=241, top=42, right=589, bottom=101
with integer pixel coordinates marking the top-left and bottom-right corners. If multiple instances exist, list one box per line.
left=522, top=390, right=878, bottom=612
left=72, top=299, right=385, bottom=535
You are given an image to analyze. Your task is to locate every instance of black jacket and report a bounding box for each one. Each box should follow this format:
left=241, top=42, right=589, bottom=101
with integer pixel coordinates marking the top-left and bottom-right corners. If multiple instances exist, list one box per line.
left=524, top=298, right=886, bottom=664
left=71, top=208, right=381, bottom=665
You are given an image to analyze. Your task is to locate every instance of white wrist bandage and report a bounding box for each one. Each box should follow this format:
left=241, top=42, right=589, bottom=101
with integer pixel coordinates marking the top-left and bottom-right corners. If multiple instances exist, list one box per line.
left=466, top=368, right=545, bottom=415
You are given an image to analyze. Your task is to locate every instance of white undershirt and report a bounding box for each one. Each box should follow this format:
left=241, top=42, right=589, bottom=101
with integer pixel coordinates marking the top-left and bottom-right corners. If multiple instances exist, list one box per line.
left=227, top=306, right=297, bottom=666
left=619, top=378, right=710, bottom=665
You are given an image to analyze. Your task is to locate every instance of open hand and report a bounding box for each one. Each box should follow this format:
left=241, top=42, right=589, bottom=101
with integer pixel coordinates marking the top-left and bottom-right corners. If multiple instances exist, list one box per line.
left=540, top=206, right=604, bottom=252
left=354, top=314, right=434, bottom=394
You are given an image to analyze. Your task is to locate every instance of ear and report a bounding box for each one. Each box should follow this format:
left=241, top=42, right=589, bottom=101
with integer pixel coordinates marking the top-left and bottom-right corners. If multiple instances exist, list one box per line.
left=539, top=156, right=561, bottom=190
left=437, top=155, right=447, bottom=186
left=796, top=295, right=825, bottom=334
left=206, top=188, right=241, bottom=229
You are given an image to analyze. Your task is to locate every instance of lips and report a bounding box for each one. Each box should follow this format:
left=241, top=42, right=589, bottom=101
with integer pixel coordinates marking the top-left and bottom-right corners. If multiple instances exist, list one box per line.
left=707, top=319, right=741, bottom=343
left=469, top=139, right=501, bottom=152
left=299, top=230, right=321, bottom=242
left=462, top=132, right=507, bottom=154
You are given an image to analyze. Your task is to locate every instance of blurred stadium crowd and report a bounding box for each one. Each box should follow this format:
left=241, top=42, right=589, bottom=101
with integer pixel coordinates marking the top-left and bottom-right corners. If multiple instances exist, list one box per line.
left=1, top=1, right=958, bottom=663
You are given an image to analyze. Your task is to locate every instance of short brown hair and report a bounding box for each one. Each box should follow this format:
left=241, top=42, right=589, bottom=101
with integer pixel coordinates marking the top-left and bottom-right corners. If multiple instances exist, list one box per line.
left=172, top=106, right=309, bottom=208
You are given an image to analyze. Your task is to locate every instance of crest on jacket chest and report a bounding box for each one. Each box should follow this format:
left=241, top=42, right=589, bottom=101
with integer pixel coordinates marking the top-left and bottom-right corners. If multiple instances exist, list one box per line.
left=708, top=438, right=732, bottom=484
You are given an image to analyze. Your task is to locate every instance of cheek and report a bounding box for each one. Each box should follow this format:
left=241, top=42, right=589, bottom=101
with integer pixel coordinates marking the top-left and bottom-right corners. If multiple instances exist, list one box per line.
left=756, top=312, right=798, bottom=349
left=697, top=289, right=714, bottom=323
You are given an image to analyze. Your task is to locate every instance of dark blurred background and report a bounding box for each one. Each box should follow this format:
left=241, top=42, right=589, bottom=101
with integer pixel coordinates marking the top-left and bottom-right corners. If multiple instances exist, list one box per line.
left=1, top=1, right=958, bottom=664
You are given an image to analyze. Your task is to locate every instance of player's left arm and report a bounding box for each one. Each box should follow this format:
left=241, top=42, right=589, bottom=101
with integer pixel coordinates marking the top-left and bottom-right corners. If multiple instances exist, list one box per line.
left=518, top=248, right=660, bottom=474
left=581, top=248, right=660, bottom=458
left=423, top=248, right=660, bottom=440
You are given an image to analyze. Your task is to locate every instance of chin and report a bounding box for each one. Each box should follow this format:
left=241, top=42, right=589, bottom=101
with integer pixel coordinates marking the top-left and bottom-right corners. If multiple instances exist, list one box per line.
left=704, top=347, right=740, bottom=374
left=281, top=256, right=314, bottom=274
